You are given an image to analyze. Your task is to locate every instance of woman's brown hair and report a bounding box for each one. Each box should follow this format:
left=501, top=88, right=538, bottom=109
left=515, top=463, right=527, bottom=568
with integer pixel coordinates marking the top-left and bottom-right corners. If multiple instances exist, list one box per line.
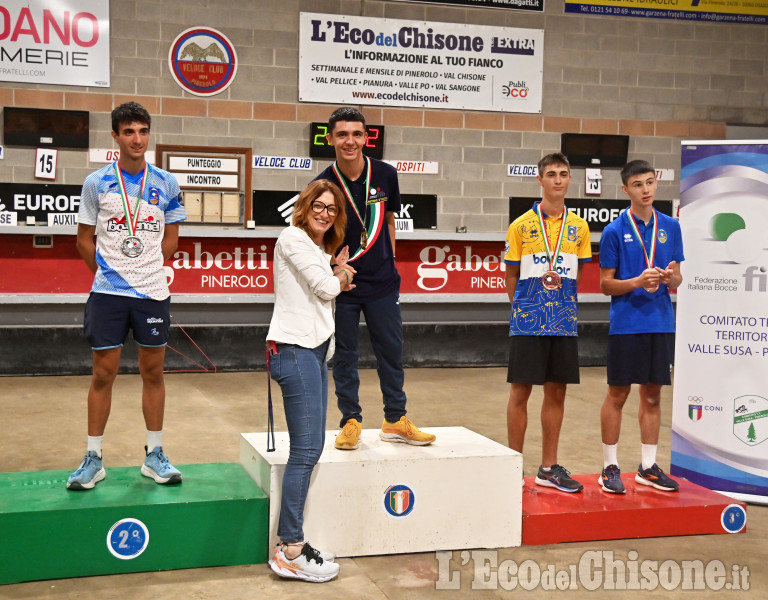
left=292, top=179, right=347, bottom=254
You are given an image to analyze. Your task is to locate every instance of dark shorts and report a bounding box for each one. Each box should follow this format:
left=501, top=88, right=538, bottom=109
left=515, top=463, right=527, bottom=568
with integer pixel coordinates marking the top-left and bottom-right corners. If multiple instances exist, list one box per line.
left=606, top=333, right=674, bottom=386
left=84, top=292, right=171, bottom=350
left=507, top=335, right=580, bottom=385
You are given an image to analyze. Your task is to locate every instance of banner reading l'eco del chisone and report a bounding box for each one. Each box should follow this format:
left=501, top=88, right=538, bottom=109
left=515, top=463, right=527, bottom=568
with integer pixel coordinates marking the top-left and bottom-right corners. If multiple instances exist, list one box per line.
left=298, top=12, right=543, bottom=113
left=671, top=140, right=768, bottom=504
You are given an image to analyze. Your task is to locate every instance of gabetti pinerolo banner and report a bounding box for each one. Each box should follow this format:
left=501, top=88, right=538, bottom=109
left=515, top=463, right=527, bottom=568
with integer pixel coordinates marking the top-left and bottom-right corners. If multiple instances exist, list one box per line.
left=0, top=0, right=110, bottom=87
left=672, top=140, right=768, bottom=504
left=299, top=13, right=543, bottom=113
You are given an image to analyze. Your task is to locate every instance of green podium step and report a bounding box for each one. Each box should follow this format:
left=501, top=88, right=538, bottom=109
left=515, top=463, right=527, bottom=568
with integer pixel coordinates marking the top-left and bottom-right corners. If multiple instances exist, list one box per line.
left=0, top=463, right=269, bottom=584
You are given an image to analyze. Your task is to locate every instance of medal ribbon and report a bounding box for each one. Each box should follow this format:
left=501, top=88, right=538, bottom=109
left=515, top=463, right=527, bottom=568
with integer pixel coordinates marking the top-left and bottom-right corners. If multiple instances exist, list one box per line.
left=535, top=203, right=568, bottom=272
left=114, top=161, right=148, bottom=237
left=332, top=156, right=372, bottom=249
left=625, top=208, right=658, bottom=269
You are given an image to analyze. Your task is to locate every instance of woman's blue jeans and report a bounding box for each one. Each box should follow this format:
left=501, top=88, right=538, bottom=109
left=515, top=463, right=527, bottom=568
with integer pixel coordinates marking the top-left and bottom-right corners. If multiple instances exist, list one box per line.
left=269, top=340, right=329, bottom=543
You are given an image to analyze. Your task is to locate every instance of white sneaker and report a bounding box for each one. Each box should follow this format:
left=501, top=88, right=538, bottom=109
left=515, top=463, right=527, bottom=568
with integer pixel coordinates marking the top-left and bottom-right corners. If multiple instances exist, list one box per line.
left=306, top=541, right=335, bottom=562
left=271, top=542, right=334, bottom=562
left=269, top=542, right=340, bottom=583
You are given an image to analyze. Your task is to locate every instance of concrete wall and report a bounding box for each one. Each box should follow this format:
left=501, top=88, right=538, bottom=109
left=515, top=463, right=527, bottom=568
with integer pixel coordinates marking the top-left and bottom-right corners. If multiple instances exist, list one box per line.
left=1, top=0, right=766, bottom=227
left=0, top=0, right=764, bottom=373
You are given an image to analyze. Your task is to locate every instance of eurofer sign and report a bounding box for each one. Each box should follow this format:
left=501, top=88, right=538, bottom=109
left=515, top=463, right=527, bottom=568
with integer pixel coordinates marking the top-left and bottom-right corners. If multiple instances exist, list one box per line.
left=509, top=197, right=674, bottom=233
left=0, top=182, right=81, bottom=225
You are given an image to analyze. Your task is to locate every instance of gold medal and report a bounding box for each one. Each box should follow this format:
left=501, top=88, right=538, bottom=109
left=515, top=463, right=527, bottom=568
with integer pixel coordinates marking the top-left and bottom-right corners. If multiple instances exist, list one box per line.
left=360, top=230, right=368, bottom=249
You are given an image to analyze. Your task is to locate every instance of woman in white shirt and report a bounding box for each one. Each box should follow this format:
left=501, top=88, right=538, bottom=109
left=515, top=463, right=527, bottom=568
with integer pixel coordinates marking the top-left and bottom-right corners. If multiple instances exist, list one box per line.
left=267, top=179, right=354, bottom=583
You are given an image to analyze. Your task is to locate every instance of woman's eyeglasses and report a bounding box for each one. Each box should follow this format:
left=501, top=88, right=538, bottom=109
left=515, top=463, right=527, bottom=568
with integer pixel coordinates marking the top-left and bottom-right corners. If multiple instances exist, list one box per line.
left=310, top=200, right=338, bottom=217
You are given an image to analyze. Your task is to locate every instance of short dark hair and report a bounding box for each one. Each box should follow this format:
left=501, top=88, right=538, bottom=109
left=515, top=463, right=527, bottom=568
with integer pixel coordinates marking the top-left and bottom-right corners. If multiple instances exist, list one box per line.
left=328, top=107, right=365, bottom=133
left=620, top=159, right=655, bottom=185
left=111, top=102, right=151, bottom=134
left=538, top=152, right=570, bottom=175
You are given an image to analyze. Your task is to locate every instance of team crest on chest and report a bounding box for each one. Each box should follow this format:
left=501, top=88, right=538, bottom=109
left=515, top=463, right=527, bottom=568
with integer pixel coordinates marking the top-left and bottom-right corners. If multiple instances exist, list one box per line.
left=367, top=186, right=388, bottom=205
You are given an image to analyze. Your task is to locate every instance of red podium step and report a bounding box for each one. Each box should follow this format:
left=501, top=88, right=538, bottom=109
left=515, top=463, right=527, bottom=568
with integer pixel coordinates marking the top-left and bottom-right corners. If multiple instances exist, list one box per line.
left=522, top=473, right=746, bottom=546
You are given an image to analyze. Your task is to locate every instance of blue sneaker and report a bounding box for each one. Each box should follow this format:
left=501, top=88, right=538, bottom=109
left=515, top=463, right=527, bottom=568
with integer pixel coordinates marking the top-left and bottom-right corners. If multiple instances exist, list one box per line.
left=535, top=464, right=583, bottom=492
left=599, top=464, right=626, bottom=494
left=66, top=451, right=105, bottom=490
left=141, top=446, right=182, bottom=484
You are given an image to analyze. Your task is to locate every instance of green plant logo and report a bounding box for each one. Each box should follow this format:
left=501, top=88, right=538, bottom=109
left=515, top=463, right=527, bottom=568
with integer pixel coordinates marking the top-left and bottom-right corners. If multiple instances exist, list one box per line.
left=733, top=395, right=768, bottom=446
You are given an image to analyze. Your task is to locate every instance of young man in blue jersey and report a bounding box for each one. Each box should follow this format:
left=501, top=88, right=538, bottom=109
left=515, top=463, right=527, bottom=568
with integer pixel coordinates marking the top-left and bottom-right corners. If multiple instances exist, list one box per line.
left=315, top=107, right=435, bottom=450
left=504, top=153, right=592, bottom=493
left=598, top=160, right=684, bottom=494
left=67, top=102, right=187, bottom=490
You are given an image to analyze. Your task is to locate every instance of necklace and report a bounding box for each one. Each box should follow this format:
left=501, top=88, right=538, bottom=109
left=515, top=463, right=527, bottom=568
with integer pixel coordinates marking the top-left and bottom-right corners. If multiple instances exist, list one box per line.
left=535, top=202, right=568, bottom=291
left=332, top=156, right=372, bottom=250
left=114, top=162, right=148, bottom=258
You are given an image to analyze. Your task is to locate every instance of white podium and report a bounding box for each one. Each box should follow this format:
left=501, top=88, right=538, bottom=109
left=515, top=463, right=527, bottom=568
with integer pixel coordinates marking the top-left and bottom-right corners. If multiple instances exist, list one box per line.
left=240, top=426, right=522, bottom=557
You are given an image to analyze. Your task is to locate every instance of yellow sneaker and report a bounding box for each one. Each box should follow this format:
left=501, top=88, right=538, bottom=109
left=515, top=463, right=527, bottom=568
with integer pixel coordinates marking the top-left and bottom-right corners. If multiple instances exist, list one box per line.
left=380, top=416, right=436, bottom=446
left=334, top=418, right=362, bottom=450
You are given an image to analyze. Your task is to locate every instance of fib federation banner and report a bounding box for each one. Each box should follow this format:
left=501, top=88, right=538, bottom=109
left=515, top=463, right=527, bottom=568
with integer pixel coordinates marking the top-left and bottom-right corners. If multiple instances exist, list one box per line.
left=671, top=140, right=768, bottom=504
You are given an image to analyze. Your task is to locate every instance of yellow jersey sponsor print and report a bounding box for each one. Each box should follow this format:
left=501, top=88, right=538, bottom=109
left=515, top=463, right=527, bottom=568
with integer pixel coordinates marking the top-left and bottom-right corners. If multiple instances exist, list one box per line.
left=504, top=205, right=591, bottom=336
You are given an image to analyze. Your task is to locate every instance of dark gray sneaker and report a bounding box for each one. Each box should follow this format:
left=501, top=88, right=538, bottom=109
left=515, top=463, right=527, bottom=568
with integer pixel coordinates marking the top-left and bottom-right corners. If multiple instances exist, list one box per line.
left=636, top=463, right=679, bottom=492
left=599, top=464, right=626, bottom=494
left=535, top=464, right=583, bottom=493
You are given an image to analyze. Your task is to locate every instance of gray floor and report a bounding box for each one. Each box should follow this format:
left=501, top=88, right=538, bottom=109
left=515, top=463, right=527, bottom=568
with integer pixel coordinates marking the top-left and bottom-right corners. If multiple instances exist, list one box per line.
left=2, top=367, right=765, bottom=598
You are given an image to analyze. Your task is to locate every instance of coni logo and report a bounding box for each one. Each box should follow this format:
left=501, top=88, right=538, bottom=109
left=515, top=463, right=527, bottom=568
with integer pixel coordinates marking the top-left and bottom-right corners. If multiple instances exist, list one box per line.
left=688, top=395, right=703, bottom=422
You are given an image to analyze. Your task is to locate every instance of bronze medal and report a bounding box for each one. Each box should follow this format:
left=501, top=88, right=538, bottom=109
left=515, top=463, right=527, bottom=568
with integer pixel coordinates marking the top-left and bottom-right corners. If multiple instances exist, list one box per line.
left=360, top=230, right=368, bottom=249
left=541, top=270, right=562, bottom=291
left=535, top=203, right=568, bottom=293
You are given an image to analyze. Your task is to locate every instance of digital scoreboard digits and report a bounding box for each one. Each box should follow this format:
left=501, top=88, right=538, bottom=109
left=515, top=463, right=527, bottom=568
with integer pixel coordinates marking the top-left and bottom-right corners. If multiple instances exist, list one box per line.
left=364, top=125, right=383, bottom=158
left=309, top=122, right=385, bottom=159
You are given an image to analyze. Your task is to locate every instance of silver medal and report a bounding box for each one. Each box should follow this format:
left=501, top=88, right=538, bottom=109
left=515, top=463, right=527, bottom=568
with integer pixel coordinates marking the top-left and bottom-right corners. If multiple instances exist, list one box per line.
left=121, top=235, right=144, bottom=258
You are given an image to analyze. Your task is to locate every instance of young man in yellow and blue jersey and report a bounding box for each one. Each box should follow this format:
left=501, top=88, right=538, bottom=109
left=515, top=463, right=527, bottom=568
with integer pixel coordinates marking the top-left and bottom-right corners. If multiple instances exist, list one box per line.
left=504, top=152, right=592, bottom=493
